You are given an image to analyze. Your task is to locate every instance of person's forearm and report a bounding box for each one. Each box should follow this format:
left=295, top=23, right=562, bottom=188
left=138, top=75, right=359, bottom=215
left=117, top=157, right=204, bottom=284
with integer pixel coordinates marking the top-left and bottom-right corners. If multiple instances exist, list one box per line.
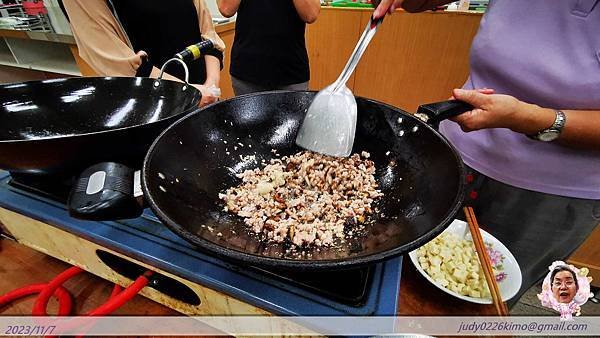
left=515, top=102, right=600, bottom=150
left=450, top=89, right=600, bottom=150
left=293, top=0, right=320, bottom=23
left=216, top=0, right=240, bottom=17
left=204, top=55, right=221, bottom=87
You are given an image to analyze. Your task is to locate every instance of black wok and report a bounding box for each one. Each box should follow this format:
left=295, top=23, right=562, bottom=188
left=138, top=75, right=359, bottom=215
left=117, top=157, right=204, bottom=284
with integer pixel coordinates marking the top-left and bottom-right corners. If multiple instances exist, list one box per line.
left=0, top=77, right=200, bottom=179
left=142, top=91, right=469, bottom=270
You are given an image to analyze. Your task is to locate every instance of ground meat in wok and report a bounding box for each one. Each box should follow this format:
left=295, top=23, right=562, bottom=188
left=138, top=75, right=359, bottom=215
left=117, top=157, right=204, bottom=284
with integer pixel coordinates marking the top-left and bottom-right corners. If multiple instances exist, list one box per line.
left=219, top=151, right=383, bottom=247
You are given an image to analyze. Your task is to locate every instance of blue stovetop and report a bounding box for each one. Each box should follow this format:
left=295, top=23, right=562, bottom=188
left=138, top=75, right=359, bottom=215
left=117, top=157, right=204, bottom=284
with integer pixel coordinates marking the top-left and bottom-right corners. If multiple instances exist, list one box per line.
left=0, top=172, right=401, bottom=316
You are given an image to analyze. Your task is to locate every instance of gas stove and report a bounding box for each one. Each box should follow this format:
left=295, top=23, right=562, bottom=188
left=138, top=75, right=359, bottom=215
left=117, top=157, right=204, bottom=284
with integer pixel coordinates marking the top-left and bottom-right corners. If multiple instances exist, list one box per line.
left=0, top=171, right=401, bottom=316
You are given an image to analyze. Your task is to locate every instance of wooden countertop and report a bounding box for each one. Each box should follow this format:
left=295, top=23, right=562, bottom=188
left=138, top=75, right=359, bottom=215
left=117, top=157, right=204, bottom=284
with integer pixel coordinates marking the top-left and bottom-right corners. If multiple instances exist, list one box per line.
left=0, top=238, right=496, bottom=317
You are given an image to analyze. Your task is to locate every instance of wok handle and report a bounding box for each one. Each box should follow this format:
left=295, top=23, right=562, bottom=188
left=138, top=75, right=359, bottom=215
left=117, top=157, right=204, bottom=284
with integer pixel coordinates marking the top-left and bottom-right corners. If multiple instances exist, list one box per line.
left=415, top=100, right=474, bottom=128
left=155, top=40, right=216, bottom=86
left=175, top=40, right=214, bottom=63
left=156, top=58, right=190, bottom=87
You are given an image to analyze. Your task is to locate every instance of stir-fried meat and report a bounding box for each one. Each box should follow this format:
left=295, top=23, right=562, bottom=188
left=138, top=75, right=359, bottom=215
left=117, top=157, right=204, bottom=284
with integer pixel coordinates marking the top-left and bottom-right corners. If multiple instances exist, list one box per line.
left=219, top=151, right=382, bottom=247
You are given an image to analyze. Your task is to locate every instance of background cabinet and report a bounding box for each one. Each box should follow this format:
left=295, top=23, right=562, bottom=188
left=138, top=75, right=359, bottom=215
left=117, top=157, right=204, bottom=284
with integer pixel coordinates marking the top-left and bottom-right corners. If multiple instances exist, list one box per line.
left=307, top=8, right=481, bottom=112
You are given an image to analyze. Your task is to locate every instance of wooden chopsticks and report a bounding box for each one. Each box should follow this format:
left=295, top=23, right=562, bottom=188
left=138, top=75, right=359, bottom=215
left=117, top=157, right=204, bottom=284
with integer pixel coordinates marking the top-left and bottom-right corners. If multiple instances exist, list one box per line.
left=463, top=206, right=510, bottom=316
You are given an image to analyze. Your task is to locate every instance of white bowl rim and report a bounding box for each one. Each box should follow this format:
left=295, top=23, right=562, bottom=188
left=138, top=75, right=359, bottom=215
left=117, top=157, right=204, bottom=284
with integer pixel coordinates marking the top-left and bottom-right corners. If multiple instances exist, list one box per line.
left=408, top=219, right=522, bottom=304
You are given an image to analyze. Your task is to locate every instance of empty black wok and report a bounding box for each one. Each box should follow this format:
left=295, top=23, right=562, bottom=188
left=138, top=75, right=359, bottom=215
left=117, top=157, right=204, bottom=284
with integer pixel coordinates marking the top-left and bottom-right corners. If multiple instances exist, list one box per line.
left=142, top=91, right=468, bottom=270
left=0, top=77, right=200, bottom=179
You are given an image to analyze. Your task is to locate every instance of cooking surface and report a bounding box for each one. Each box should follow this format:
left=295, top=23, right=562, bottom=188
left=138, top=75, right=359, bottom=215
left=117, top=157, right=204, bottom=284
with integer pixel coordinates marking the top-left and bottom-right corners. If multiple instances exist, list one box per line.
left=143, top=91, right=465, bottom=269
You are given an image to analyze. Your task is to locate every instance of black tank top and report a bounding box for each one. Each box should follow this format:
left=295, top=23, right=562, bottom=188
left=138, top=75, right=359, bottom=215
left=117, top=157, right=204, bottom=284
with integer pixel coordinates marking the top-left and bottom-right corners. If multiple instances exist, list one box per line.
left=230, top=0, right=310, bottom=87
left=108, top=0, right=211, bottom=84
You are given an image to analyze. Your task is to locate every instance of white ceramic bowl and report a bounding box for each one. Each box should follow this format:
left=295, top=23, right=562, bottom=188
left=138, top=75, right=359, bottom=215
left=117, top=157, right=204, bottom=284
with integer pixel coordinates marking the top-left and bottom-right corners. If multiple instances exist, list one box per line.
left=408, top=219, right=522, bottom=304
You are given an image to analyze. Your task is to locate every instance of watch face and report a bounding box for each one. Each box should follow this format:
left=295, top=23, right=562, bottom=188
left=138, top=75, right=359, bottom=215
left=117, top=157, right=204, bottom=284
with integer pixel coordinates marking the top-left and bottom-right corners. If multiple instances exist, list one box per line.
left=538, top=130, right=560, bottom=142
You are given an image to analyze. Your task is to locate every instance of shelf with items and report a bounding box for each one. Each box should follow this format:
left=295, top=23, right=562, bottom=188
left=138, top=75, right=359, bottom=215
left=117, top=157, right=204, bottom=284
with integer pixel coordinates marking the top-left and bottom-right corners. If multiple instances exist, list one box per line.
left=0, top=37, right=80, bottom=76
left=0, top=1, right=53, bottom=32
left=0, top=0, right=78, bottom=78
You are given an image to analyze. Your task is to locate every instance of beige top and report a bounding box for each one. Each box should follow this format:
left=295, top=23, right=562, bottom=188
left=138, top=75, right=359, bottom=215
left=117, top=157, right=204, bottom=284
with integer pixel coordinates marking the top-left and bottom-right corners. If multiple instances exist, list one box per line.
left=63, top=0, right=225, bottom=78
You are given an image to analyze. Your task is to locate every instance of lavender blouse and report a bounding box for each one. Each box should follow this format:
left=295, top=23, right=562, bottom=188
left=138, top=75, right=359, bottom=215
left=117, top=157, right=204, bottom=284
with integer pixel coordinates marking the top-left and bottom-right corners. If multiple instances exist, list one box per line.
left=439, top=0, right=600, bottom=198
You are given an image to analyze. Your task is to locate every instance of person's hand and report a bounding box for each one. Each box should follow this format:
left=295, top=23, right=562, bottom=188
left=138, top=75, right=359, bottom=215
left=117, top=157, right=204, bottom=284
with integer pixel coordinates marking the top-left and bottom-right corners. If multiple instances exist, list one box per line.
left=136, top=50, right=148, bottom=60
left=192, top=84, right=219, bottom=107
left=448, top=88, right=494, bottom=100
left=373, top=0, right=404, bottom=19
left=450, top=88, right=522, bottom=132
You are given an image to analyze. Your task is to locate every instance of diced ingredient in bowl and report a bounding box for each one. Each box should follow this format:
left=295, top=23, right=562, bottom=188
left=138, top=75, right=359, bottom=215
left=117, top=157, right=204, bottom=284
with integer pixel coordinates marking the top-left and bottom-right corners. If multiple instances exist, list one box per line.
left=415, top=232, right=507, bottom=299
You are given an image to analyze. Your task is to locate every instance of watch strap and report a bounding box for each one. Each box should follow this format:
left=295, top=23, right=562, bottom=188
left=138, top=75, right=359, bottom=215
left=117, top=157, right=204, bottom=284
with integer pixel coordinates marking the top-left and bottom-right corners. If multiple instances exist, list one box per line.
left=528, top=110, right=566, bottom=141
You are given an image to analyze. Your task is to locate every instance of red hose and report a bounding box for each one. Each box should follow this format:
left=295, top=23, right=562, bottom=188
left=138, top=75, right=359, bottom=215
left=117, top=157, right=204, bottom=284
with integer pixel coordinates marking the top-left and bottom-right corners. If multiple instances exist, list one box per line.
left=0, top=284, right=72, bottom=315
left=1, top=265, right=153, bottom=337
left=28, top=267, right=151, bottom=317
left=32, top=266, right=83, bottom=316
left=86, top=271, right=152, bottom=316
left=110, top=284, right=123, bottom=298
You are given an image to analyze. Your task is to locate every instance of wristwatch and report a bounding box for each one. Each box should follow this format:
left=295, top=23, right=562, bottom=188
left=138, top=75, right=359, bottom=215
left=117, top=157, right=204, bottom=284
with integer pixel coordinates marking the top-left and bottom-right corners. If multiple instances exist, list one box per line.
left=528, top=110, right=566, bottom=142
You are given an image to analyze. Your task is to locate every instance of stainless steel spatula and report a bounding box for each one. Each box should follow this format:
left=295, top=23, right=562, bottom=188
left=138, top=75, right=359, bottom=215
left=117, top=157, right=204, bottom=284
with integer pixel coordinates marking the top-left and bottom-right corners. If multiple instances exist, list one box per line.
left=296, top=3, right=384, bottom=157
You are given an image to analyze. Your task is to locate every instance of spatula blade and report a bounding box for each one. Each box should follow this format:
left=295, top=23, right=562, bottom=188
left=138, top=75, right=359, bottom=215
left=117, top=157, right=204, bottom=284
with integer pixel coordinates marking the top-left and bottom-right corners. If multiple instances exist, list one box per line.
left=295, top=85, right=357, bottom=157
